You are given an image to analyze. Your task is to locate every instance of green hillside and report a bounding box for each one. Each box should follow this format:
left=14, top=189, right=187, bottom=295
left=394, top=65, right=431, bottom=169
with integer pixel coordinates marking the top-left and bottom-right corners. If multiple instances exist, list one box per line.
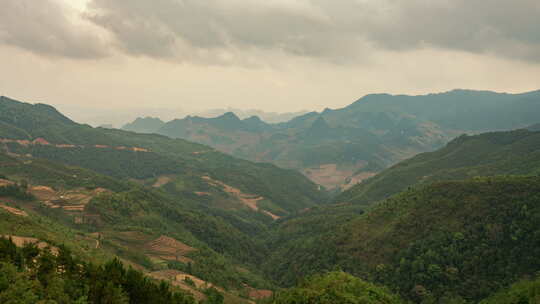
left=269, top=271, right=405, bottom=304
left=266, top=176, right=540, bottom=302
left=0, top=154, right=271, bottom=302
left=337, top=129, right=540, bottom=206
left=0, top=96, right=324, bottom=218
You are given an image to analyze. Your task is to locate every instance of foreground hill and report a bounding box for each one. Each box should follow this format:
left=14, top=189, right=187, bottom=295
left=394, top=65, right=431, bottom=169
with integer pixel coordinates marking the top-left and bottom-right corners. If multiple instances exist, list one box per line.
left=0, top=151, right=271, bottom=302
left=337, top=128, right=540, bottom=206
left=0, top=236, right=196, bottom=303
left=266, top=176, right=540, bottom=302
left=126, top=89, right=540, bottom=189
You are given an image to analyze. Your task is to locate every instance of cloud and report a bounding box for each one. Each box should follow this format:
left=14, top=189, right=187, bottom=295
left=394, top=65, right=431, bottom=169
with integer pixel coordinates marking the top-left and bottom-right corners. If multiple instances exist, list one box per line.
left=2, top=0, right=539, bottom=63
left=0, top=0, right=107, bottom=59
left=85, top=0, right=352, bottom=64
left=84, top=0, right=540, bottom=64
left=358, top=0, right=540, bottom=62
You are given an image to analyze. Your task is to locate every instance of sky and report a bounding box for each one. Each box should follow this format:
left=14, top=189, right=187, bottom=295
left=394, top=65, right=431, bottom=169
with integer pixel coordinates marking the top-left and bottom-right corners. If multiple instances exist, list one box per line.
left=1, top=0, right=539, bottom=126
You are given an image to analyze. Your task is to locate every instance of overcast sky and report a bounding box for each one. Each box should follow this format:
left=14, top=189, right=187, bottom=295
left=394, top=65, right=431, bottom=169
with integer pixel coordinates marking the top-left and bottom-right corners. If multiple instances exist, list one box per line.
left=1, top=0, right=539, bottom=126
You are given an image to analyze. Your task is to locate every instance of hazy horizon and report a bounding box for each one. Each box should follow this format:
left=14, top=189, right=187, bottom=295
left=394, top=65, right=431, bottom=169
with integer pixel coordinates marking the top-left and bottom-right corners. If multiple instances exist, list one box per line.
left=1, top=0, right=539, bottom=126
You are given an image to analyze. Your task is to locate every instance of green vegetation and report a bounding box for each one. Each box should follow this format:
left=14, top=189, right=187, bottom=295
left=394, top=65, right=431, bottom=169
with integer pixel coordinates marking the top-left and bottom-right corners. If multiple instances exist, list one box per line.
left=0, top=237, right=195, bottom=303
left=267, top=176, right=540, bottom=302
left=0, top=183, right=34, bottom=201
left=268, top=271, right=404, bottom=304
left=338, top=129, right=540, bottom=206
left=480, top=276, right=540, bottom=304
left=3, top=94, right=540, bottom=303
left=0, top=96, right=324, bottom=217
left=0, top=150, right=273, bottom=291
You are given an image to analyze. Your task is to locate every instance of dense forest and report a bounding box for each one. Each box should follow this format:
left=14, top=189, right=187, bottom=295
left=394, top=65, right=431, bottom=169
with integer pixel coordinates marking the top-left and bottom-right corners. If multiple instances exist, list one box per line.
left=267, top=176, right=540, bottom=302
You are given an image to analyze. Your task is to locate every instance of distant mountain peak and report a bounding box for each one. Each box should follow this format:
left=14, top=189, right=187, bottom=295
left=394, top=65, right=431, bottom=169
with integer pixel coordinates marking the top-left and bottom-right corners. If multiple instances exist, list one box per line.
left=219, top=112, right=241, bottom=121
left=243, top=115, right=263, bottom=123
left=122, top=116, right=165, bottom=133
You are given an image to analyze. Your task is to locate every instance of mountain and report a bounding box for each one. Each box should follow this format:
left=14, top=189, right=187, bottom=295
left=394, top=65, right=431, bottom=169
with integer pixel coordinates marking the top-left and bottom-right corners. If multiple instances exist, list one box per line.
left=266, top=176, right=540, bottom=302
left=340, top=89, right=540, bottom=131
left=121, top=116, right=165, bottom=133
left=128, top=89, right=540, bottom=190
left=337, top=128, right=540, bottom=206
left=193, top=108, right=310, bottom=124
left=0, top=95, right=329, bottom=302
left=264, top=129, right=540, bottom=302
left=0, top=96, right=324, bottom=215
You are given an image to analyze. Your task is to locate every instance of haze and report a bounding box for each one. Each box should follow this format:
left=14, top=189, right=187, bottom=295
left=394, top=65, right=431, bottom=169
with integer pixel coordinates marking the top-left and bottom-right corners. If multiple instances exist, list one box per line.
left=1, top=0, right=539, bottom=126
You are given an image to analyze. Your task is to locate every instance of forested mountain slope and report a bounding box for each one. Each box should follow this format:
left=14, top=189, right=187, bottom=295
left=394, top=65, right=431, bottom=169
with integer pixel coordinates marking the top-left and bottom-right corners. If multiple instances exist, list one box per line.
left=266, top=176, right=540, bottom=302
left=337, top=129, right=540, bottom=206
left=0, top=96, right=325, bottom=220
left=264, top=129, right=540, bottom=302
left=125, top=89, right=540, bottom=189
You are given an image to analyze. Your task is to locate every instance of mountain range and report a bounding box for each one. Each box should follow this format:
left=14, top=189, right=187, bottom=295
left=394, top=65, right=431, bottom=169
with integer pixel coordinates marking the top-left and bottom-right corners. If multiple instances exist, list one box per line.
left=123, top=89, right=540, bottom=189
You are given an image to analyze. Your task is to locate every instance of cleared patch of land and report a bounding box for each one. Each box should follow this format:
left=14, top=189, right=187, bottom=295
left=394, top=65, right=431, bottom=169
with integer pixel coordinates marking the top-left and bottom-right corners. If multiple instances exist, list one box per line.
left=0, top=202, right=28, bottom=217
left=1, top=235, right=58, bottom=255
left=202, top=176, right=280, bottom=219
left=145, top=235, right=196, bottom=263
left=29, top=186, right=109, bottom=213
left=303, top=163, right=376, bottom=190
left=152, top=176, right=172, bottom=188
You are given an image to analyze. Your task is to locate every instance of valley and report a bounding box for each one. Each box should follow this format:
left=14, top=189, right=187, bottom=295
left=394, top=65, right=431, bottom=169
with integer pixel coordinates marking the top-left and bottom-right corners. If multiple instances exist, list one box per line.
left=0, top=94, right=539, bottom=303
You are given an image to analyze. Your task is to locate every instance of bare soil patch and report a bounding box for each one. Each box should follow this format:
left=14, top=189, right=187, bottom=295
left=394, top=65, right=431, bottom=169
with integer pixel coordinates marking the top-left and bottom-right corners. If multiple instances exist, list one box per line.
left=194, top=192, right=211, bottom=196
left=0, top=179, right=14, bottom=187
left=303, top=162, right=376, bottom=190
left=0, top=203, right=28, bottom=217
left=248, top=289, right=273, bottom=300
left=30, top=186, right=58, bottom=201
left=341, top=172, right=377, bottom=191
left=2, top=235, right=58, bottom=255
left=153, top=176, right=172, bottom=188
left=144, top=235, right=196, bottom=263
left=30, top=186, right=109, bottom=212
left=202, top=176, right=280, bottom=219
